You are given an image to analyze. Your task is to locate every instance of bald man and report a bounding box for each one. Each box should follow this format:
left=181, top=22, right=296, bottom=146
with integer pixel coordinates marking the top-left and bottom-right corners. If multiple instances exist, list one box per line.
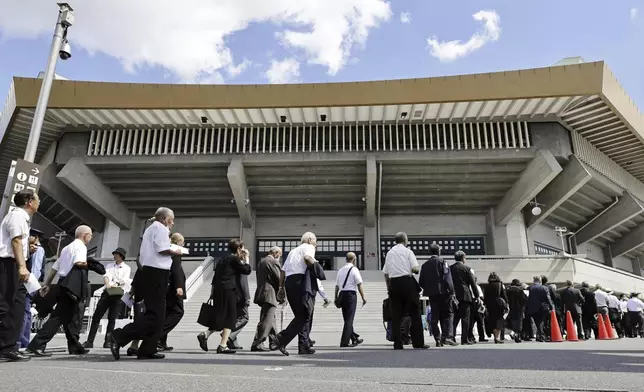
left=26, top=225, right=93, bottom=357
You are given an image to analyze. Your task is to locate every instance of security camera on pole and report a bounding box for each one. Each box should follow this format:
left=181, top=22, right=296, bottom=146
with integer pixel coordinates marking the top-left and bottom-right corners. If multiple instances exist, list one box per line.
left=23, top=3, right=74, bottom=164
left=0, top=4, right=73, bottom=218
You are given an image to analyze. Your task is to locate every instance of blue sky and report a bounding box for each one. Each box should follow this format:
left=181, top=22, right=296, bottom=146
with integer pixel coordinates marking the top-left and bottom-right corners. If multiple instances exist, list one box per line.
left=0, top=1, right=643, bottom=108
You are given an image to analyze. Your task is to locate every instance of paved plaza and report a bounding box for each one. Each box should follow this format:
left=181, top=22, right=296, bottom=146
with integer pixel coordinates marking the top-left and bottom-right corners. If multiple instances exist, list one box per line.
left=3, top=333, right=643, bottom=392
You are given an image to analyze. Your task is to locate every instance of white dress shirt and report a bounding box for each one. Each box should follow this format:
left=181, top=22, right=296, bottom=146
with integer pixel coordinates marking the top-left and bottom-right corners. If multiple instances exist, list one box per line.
left=282, top=243, right=315, bottom=277
left=383, top=244, right=418, bottom=278
left=139, top=221, right=172, bottom=270
left=317, top=279, right=328, bottom=300
left=0, top=207, right=30, bottom=260
left=627, top=298, right=644, bottom=312
left=607, top=294, right=620, bottom=309
left=619, top=300, right=628, bottom=313
left=106, top=262, right=132, bottom=288
left=595, top=289, right=609, bottom=308
left=336, top=263, right=363, bottom=292
left=52, top=239, right=87, bottom=278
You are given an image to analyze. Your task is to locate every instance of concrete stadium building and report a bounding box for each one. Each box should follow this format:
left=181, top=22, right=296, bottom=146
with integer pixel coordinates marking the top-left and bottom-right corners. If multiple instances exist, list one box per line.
left=2, top=60, right=644, bottom=291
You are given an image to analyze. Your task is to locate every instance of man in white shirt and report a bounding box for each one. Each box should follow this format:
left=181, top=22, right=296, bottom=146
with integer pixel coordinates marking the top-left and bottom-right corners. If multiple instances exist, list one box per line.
left=626, top=293, right=644, bottom=338
left=271, top=232, right=317, bottom=356
left=594, top=285, right=609, bottom=316
left=383, top=232, right=428, bottom=350
left=26, top=225, right=92, bottom=357
left=84, top=247, right=132, bottom=349
left=109, top=207, right=182, bottom=361
left=335, top=252, right=366, bottom=347
left=0, top=189, right=39, bottom=362
left=606, top=289, right=623, bottom=338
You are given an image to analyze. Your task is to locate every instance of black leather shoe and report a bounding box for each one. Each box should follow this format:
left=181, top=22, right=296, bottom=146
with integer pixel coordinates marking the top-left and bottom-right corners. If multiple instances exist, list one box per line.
left=68, top=346, right=89, bottom=355
left=298, top=348, right=315, bottom=355
left=217, top=345, right=236, bottom=354
left=126, top=347, right=138, bottom=357
left=353, top=338, right=364, bottom=346
left=340, top=342, right=358, bottom=348
left=1, top=350, right=31, bottom=361
left=444, top=340, right=459, bottom=347
left=158, top=344, right=173, bottom=352
left=309, top=340, right=316, bottom=347
left=102, top=341, right=111, bottom=349
left=251, top=345, right=269, bottom=352
left=108, top=335, right=120, bottom=361
left=227, top=341, right=243, bottom=350
left=197, top=333, right=209, bottom=352
left=137, top=352, right=165, bottom=360
left=414, top=345, right=430, bottom=350
left=82, top=341, right=94, bottom=349
left=269, top=341, right=289, bottom=356
left=25, top=348, right=52, bottom=357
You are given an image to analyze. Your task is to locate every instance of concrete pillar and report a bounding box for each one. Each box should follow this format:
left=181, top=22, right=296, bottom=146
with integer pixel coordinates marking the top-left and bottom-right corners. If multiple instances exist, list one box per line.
left=57, top=157, right=133, bottom=229
left=365, top=156, right=377, bottom=227
left=99, top=220, right=120, bottom=258
left=241, top=225, right=256, bottom=268
left=495, top=150, right=562, bottom=226
left=633, top=257, right=643, bottom=277
left=363, top=226, right=379, bottom=270
left=227, top=158, right=253, bottom=228
left=575, top=193, right=644, bottom=245
left=603, top=246, right=615, bottom=268
left=525, top=156, right=592, bottom=229
left=490, top=212, right=530, bottom=256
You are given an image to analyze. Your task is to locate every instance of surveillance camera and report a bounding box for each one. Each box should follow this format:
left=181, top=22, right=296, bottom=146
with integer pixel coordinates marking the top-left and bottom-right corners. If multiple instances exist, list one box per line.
left=59, top=40, right=71, bottom=60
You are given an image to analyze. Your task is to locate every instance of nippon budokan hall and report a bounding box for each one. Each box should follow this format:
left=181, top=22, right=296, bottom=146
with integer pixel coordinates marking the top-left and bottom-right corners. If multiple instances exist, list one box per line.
left=2, top=59, right=644, bottom=292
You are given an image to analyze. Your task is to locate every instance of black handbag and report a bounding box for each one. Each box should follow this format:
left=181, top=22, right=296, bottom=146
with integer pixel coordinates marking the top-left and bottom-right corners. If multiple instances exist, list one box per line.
left=334, top=267, right=354, bottom=308
left=197, top=298, right=218, bottom=329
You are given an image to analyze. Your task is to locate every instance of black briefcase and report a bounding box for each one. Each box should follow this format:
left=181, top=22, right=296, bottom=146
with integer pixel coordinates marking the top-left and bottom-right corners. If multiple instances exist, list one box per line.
left=197, top=299, right=218, bottom=330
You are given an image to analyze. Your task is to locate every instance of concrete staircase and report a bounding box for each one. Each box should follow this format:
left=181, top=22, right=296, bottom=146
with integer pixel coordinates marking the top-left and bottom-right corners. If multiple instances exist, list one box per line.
left=174, top=270, right=392, bottom=345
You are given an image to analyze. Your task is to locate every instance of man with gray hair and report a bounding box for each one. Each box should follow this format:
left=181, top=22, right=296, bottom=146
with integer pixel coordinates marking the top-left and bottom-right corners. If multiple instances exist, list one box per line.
left=109, top=207, right=182, bottom=360
left=271, top=232, right=318, bottom=355
left=251, top=246, right=283, bottom=352
left=26, top=225, right=93, bottom=356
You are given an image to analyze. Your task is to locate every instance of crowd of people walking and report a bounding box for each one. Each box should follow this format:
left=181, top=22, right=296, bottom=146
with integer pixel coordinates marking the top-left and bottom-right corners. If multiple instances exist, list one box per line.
left=1, top=198, right=643, bottom=362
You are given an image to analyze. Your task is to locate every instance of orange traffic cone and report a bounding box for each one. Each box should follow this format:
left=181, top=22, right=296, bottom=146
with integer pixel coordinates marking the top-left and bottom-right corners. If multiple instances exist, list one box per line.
left=603, top=314, right=618, bottom=339
left=597, top=313, right=609, bottom=340
left=565, top=311, right=579, bottom=341
left=550, top=310, right=563, bottom=342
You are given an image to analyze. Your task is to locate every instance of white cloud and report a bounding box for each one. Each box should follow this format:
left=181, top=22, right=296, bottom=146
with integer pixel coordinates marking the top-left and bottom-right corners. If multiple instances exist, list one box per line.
left=631, top=8, right=639, bottom=22
left=427, top=10, right=501, bottom=62
left=400, top=12, right=411, bottom=24
left=0, top=0, right=391, bottom=83
left=265, top=58, right=301, bottom=84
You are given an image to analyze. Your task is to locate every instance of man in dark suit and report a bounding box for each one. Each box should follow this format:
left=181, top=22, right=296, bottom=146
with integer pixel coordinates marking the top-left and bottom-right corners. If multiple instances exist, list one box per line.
left=159, top=234, right=187, bottom=351
left=251, top=246, right=283, bottom=352
left=526, top=276, right=554, bottom=342
left=450, top=251, right=479, bottom=345
left=560, top=280, right=585, bottom=340
left=580, top=281, right=597, bottom=339
left=419, top=243, right=457, bottom=347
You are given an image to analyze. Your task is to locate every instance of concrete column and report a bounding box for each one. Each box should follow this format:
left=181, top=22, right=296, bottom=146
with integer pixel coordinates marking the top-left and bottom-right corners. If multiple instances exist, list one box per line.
left=365, top=156, right=377, bottom=227
left=608, top=223, right=644, bottom=258
left=491, top=212, right=530, bottom=256
left=241, top=225, right=256, bottom=267
left=57, top=157, right=133, bottom=229
left=495, top=150, right=562, bottom=226
left=99, top=220, right=120, bottom=258
left=363, top=226, right=379, bottom=270
left=227, top=158, right=253, bottom=228
left=575, top=193, right=644, bottom=245
left=603, top=246, right=615, bottom=268
left=633, top=257, right=643, bottom=277
left=525, top=156, right=592, bottom=229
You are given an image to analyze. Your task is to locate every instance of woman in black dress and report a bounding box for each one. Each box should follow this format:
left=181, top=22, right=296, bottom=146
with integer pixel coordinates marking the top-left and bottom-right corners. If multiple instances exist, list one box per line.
left=197, top=238, right=251, bottom=354
left=483, top=272, right=508, bottom=344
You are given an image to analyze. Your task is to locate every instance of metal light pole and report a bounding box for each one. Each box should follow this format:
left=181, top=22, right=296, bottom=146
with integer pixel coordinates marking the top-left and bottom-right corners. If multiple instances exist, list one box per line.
left=23, top=3, right=74, bottom=163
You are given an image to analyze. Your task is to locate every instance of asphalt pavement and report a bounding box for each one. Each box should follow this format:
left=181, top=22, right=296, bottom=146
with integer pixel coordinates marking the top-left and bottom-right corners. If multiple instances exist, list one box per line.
left=2, top=332, right=643, bottom=392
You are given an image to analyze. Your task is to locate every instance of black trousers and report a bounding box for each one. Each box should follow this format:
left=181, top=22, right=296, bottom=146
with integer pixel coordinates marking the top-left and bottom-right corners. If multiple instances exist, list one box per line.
left=453, top=301, right=472, bottom=344
left=582, top=313, right=597, bottom=339
left=340, top=291, right=357, bottom=346
left=429, top=295, right=454, bottom=343
left=160, top=292, right=184, bottom=345
left=469, top=303, right=486, bottom=340
left=628, top=311, right=642, bottom=337
left=27, top=288, right=82, bottom=351
left=609, top=309, right=622, bottom=337
left=389, top=276, right=424, bottom=348
left=113, top=266, right=169, bottom=357
left=228, top=303, right=249, bottom=345
left=0, top=258, right=26, bottom=353
left=253, top=303, right=277, bottom=348
left=530, top=310, right=548, bottom=341
left=276, top=274, right=314, bottom=349
left=87, top=293, right=122, bottom=344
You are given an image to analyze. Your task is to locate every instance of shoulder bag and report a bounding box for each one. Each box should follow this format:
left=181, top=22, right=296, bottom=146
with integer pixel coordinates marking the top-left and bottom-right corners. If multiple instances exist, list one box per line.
left=334, top=266, right=354, bottom=308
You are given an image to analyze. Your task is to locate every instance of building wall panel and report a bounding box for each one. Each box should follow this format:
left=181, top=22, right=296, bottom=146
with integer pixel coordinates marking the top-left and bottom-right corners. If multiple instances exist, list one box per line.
left=172, top=217, right=240, bottom=239
left=380, top=215, right=486, bottom=236
left=255, top=216, right=364, bottom=238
